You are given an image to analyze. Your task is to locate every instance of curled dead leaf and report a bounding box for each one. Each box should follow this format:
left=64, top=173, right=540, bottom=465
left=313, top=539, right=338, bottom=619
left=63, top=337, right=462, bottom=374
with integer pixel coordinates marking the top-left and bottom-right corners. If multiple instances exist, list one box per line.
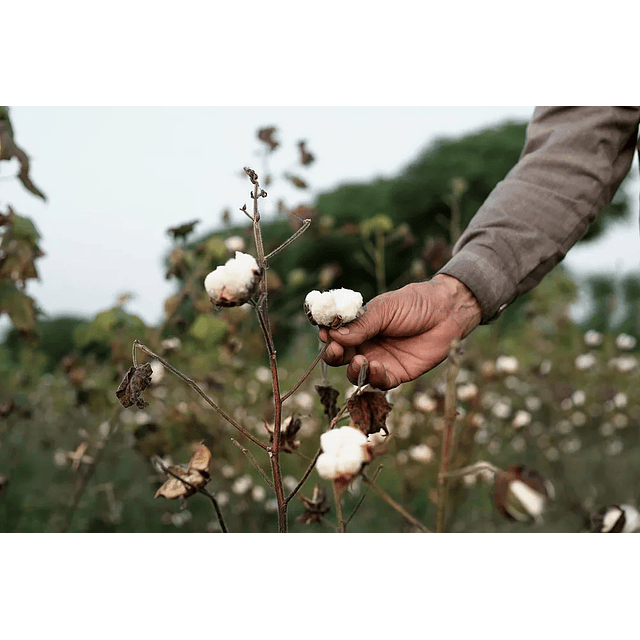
left=285, top=173, right=308, bottom=189
left=315, top=384, right=340, bottom=422
left=115, top=363, right=153, bottom=409
left=297, top=140, right=315, bottom=166
left=347, top=389, right=392, bottom=436
left=155, top=443, right=212, bottom=500
left=0, top=108, right=46, bottom=201
left=167, top=220, right=200, bottom=242
left=257, top=126, right=279, bottom=151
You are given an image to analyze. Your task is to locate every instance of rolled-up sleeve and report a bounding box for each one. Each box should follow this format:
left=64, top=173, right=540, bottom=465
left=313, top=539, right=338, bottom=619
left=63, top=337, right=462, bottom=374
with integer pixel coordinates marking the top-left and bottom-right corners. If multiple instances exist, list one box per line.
left=437, top=106, right=640, bottom=323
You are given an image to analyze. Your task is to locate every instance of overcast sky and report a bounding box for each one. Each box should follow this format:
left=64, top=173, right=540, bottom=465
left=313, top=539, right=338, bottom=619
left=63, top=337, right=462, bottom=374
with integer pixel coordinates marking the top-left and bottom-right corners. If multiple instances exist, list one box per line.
left=1, top=106, right=639, bottom=334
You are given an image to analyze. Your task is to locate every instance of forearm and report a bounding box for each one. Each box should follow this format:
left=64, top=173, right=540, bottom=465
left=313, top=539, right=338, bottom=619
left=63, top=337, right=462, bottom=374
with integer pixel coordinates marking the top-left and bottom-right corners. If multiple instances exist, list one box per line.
left=438, top=106, right=640, bottom=323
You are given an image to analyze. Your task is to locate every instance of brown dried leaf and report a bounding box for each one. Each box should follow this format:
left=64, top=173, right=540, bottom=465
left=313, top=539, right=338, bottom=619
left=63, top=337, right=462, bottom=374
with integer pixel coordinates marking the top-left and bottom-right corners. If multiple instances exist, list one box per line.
left=167, top=219, right=200, bottom=242
left=297, top=140, right=315, bottom=166
left=315, top=384, right=340, bottom=422
left=0, top=109, right=46, bottom=201
left=347, top=390, right=392, bottom=436
left=257, top=126, right=279, bottom=151
left=285, top=173, right=308, bottom=189
left=154, top=444, right=212, bottom=500
left=115, top=363, right=153, bottom=409
left=188, top=442, right=212, bottom=475
left=155, top=466, right=199, bottom=499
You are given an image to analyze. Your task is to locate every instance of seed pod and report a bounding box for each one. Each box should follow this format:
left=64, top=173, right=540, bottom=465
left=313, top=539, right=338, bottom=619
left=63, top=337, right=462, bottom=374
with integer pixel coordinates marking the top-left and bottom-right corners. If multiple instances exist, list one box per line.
left=592, top=504, right=640, bottom=533
left=494, top=465, right=554, bottom=524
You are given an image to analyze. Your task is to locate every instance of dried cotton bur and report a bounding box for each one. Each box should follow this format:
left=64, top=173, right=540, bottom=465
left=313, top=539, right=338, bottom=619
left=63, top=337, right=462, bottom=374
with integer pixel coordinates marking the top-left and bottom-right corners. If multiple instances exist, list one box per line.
left=591, top=504, right=640, bottom=533
left=264, top=415, right=301, bottom=453
left=493, top=465, right=554, bottom=525
left=298, top=484, right=330, bottom=525
left=155, top=443, right=212, bottom=500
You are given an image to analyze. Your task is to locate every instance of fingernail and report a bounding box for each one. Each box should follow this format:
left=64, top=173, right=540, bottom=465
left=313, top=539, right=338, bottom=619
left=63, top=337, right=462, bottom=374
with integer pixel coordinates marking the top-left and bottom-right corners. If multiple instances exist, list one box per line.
left=337, top=327, right=350, bottom=335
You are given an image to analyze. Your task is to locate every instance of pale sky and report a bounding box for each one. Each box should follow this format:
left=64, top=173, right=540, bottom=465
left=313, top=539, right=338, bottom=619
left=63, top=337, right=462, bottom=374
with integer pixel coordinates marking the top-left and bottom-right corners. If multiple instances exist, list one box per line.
left=1, top=106, right=639, bottom=334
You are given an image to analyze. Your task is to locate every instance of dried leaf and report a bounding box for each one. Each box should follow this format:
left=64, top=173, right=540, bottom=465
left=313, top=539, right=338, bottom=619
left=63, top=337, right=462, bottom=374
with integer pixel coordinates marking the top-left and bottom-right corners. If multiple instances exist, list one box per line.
left=115, top=363, right=153, bottom=408
left=0, top=108, right=46, bottom=201
left=257, top=126, right=279, bottom=151
left=188, top=442, right=212, bottom=475
left=155, top=466, right=199, bottom=499
left=347, top=390, right=392, bottom=435
left=167, top=219, right=200, bottom=242
left=285, top=173, right=308, bottom=189
left=297, top=140, right=315, bottom=166
left=315, top=384, right=340, bottom=422
left=154, top=443, right=212, bottom=500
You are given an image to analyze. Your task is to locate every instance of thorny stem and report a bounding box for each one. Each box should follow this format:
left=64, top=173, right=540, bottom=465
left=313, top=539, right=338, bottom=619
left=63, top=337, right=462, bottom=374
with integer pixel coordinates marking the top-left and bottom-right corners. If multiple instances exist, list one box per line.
left=333, top=482, right=346, bottom=533
left=436, top=339, right=462, bottom=533
left=230, top=438, right=275, bottom=491
left=281, top=342, right=329, bottom=403
left=133, top=341, right=268, bottom=451
left=346, top=465, right=383, bottom=526
left=153, top=457, right=227, bottom=533
left=362, top=473, right=431, bottom=533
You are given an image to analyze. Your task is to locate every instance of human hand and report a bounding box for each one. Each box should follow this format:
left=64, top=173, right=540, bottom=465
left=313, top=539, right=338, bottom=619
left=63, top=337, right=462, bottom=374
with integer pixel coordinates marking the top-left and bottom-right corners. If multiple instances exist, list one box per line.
left=319, top=275, right=482, bottom=389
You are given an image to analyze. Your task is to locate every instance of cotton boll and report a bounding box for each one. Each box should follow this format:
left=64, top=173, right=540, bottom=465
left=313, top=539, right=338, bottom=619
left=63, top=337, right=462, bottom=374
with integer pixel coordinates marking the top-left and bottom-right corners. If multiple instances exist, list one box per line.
left=615, top=333, right=637, bottom=351
left=305, top=288, right=363, bottom=328
left=316, top=426, right=369, bottom=481
left=330, top=288, right=364, bottom=323
left=304, top=290, right=337, bottom=326
left=204, top=252, right=261, bottom=307
left=584, top=330, right=603, bottom=348
left=593, top=504, right=640, bottom=533
left=224, top=236, right=246, bottom=253
left=496, top=355, right=519, bottom=374
left=508, top=480, right=546, bottom=522
left=494, top=465, right=553, bottom=524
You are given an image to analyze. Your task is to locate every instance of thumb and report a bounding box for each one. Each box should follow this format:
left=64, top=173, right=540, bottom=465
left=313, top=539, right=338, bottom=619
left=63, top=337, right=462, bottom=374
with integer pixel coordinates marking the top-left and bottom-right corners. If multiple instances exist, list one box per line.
left=327, top=297, right=387, bottom=346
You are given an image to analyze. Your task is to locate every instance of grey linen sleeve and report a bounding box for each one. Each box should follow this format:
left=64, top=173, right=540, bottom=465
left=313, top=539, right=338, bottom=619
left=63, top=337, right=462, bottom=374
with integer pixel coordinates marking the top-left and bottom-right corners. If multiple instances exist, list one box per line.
left=437, top=106, right=640, bottom=323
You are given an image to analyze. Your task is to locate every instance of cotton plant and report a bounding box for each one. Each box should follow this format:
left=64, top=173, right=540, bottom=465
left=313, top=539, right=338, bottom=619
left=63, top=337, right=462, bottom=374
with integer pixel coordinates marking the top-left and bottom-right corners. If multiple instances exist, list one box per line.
left=116, top=164, right=409, bottom=534
left=113, top=153, right=640, bottom=535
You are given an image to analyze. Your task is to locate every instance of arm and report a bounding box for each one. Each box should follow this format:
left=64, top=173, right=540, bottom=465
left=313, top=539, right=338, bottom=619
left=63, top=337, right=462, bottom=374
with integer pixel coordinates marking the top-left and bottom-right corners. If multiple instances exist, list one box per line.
left=438, top=106, right=640, bottom=322
left=323, top=107, right=640, bottom=388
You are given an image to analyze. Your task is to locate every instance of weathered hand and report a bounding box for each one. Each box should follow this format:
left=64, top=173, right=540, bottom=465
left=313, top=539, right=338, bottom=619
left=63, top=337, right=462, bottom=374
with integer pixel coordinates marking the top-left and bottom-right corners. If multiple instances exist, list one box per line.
left=319, top=275, right=482, bottom=389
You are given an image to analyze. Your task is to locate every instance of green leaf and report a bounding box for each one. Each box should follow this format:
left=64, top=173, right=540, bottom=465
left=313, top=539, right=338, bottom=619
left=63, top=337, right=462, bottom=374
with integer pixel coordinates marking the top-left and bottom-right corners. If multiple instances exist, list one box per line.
left=10, top=214, right=41, bottom=242
left=0, top=281, right=38, bottom=332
